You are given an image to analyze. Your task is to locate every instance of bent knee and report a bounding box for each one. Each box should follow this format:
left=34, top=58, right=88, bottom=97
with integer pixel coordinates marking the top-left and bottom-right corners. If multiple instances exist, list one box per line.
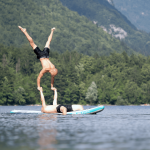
left=72, top=105, right=83, bottom=111
left=79, top=105, right=84, bottom=111
left=76, top=105, right=83, bottom=111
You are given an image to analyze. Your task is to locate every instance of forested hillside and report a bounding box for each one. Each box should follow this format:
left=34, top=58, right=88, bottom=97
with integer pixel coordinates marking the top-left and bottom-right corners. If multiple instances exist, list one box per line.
left=113, top=0, right=150, bottom=33
left=1, top=0, right=149, bottom=106
left=1, top=44, right=150, bottom=106
left=60, top=0, right=136, bottom=30
left=59, top=0, right=150, bottom=55
left=0, top=0, right=134, bottom=56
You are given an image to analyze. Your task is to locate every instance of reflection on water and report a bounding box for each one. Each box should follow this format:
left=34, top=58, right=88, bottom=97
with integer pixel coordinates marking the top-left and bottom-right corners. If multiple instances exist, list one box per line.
left=0, top=106, right=150, bottom=150
left=38, top=114, right=57, bottom=150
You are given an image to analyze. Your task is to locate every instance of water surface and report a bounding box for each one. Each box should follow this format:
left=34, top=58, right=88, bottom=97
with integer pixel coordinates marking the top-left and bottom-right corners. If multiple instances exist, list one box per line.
left=0, top=106, right=150, bottom=150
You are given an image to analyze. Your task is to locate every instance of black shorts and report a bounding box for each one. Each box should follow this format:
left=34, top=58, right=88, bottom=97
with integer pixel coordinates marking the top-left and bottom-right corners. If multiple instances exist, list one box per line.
left=56, top=105, right=73, bottom=113
left=34, top=47, right=50, bottom=59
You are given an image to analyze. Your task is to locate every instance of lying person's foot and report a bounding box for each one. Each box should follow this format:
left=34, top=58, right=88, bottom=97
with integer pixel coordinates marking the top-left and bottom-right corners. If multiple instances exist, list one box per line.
left=18, top=26, right=26, bottom=33
left=51, top=27, right=55, bottom=31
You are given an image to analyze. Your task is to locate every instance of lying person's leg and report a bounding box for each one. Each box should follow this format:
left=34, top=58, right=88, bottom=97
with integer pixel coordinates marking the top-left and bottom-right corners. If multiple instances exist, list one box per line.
left=39, top=88, right=47, bottom=112
left=72, top=105, right=84, bottom=111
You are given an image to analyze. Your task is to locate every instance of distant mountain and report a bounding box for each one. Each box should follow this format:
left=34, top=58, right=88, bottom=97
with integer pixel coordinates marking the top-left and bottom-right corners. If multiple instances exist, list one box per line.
left=59, top=0, right=150, bottom=55
left=0, top=0, right=135, bottom=56
left=60, top=0, right=136, bottom=31
left=113, top=0, right=150, bottom=33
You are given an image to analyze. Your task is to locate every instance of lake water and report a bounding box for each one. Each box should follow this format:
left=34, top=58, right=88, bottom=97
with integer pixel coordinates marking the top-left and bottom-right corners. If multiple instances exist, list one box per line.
left=0, top=106, right=150, bottom=150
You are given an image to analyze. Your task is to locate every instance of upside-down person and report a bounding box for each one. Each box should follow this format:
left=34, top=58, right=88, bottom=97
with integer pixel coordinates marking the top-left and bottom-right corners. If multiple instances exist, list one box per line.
left=18, top=26, right=58, bottom=91
left=40, top=87, right=84, bottom=115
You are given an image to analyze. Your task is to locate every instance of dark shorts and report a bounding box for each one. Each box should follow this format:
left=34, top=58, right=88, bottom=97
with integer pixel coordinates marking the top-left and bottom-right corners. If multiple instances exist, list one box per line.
left=56, top=105, right=73, bottom=113
left=34, top=47, right=50, bottom=59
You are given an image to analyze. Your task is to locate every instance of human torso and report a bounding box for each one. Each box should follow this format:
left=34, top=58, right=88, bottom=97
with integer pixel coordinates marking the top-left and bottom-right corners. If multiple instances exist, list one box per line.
left=34, top=47, right=55, bottom=70
left=40, top=58, right=55, bottom=70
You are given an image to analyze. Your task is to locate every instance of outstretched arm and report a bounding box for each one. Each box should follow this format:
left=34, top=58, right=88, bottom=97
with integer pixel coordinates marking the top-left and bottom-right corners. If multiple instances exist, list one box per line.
left=50, top=69, right=58, bottom=90
left=51, top=87, right=57, bottom=105
left=51, top=76, right=54, bottom=89
left=37, top=69, right=47, bottom=91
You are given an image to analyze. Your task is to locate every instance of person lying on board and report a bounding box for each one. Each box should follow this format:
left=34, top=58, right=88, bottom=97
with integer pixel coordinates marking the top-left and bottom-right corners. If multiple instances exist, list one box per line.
left=18, top=26, right=58, bottom=91
left=39, top=87, right=84, bottom=115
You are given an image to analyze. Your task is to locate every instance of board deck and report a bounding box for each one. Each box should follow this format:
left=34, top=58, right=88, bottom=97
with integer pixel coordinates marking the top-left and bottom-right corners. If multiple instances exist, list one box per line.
left=10, top=106, right=104, bottom=115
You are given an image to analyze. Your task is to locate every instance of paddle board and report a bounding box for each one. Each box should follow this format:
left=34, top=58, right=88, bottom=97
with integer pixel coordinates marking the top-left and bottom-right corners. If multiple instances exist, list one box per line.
left=10, top=105, right=104, bottom=115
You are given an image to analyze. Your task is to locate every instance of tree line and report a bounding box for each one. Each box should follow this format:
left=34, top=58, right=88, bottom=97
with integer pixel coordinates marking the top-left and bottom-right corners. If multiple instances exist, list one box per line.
left=0, top=44, right=150, bottom=105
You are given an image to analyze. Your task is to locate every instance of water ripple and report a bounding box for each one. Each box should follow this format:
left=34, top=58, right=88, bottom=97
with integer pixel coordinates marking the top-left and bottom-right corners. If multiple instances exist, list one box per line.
left=0, top=106, right=150, bottom=150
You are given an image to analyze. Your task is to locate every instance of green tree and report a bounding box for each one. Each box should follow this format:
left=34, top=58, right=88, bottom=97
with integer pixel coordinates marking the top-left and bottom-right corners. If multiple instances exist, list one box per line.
left=85, top=81, right=98, bottom=104
left=13, top=86, right=26, bottom=105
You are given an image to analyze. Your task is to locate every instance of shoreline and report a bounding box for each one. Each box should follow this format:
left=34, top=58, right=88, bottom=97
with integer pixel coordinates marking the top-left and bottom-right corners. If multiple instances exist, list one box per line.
left=0, top=104, right=150, bottom=106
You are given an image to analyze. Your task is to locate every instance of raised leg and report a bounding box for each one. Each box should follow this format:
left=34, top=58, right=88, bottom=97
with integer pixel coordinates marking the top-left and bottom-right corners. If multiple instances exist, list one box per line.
left=18, top=26, right=37, bottom=50
left=52, top=88, right=57, bottom=105
left=39, top=89, right=46, bottom=112
left=45, top=27, right=55, bottom=48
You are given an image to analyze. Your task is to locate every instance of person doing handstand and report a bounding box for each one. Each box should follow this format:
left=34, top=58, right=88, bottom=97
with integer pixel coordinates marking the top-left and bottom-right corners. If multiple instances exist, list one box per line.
left=18, top=26, right=58, bottom=91
left=40, top=87, right=84, bottom=115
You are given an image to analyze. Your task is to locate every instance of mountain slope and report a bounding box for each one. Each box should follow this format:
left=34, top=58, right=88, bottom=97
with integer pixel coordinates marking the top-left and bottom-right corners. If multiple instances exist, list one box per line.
left=59, top=0, right=150, bottom=55
left=60, top=0, right=136, bottom=31
left=0, top=0, right=135, bottom=56
left=113, top=0, right=150, bottom=33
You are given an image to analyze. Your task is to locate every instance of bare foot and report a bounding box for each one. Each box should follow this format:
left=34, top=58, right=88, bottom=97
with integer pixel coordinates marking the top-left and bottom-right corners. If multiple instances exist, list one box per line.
left=18, top=26, right=26, bottom=33
left=51, top=27, right=55, bottom=32
left=37, top=87, right=43, bottom=91
left=51, top=87, right=57, bottom=91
